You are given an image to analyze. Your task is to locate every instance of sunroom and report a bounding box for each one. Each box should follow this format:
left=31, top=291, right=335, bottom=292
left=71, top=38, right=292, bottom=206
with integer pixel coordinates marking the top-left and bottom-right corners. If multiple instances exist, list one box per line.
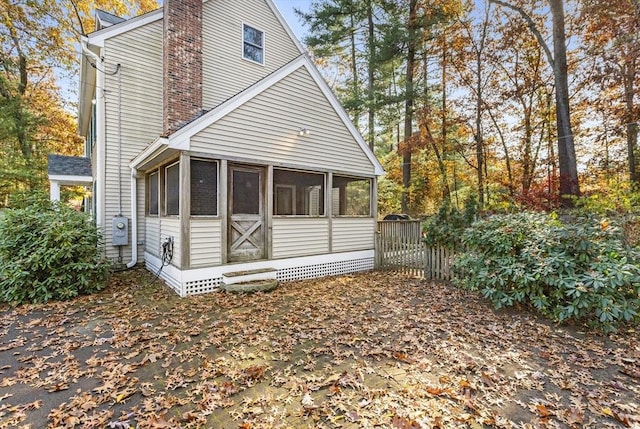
left=132, top=148, right=377, bottom=296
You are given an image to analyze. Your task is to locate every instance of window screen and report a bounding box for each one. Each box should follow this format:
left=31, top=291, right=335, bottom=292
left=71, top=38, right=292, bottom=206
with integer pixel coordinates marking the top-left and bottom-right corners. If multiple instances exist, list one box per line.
left=165, top=162, right=179, bottom=216
left=149, top=171, right=159, bottom=215
left=232, top=169, right=260, bottom=215
left=273, top=169, right=325, bottom=216
left=191, top=159, right=218, bottom=216
left=332, top=176, right=371, bottom=216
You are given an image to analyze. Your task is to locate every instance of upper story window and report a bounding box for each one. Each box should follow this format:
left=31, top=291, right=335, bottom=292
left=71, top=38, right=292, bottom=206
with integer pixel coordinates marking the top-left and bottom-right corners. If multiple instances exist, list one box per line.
left=86, top=102, right=97, bottom=157
left=243, top=24, right=264, bottom=65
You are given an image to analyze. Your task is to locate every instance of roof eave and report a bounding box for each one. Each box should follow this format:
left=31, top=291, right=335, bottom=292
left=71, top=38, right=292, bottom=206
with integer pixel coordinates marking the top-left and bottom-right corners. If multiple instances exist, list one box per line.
left=78, top=39, right=98, bottom=137
left=88, top=8, right=163, bottom=47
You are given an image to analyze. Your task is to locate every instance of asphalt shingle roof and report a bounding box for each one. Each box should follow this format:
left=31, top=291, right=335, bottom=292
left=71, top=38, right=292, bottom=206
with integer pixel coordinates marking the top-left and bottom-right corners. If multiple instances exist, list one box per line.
left=47, top=155, right=92, bottom=177
left=95, top=9, right=126, bottom=26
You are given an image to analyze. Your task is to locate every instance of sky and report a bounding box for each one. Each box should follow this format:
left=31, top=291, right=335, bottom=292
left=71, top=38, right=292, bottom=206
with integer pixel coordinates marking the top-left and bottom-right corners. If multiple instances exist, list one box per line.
left=272, top=0, right=312, bottom=40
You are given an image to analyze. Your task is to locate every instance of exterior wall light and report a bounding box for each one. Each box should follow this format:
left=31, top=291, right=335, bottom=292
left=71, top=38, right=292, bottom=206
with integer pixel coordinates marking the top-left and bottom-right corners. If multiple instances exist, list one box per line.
left=299, top=128, right=310, bottom=136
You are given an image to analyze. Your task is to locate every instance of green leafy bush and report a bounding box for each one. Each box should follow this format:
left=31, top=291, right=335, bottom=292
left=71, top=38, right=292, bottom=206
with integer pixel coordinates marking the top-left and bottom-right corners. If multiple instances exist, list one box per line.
left=0, top=198, right=109, bottom=304
left=454, top=213, right=640, bottom=332
left=423, top=195, right=477, bottom=248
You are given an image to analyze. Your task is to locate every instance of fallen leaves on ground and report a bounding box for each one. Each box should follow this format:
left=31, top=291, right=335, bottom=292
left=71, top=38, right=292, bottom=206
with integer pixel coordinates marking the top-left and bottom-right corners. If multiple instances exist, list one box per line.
left=0, top=269, right=638, bottom=428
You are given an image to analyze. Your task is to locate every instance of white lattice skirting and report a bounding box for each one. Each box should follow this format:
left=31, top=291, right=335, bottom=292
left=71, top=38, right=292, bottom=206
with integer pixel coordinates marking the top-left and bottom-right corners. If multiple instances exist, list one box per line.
left=144, top=250, right=375, bottom=297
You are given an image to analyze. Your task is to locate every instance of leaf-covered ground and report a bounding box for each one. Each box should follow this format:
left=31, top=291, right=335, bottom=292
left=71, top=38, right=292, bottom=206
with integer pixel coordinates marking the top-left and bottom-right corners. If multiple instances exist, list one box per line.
left=0, top=270, right=638, bottom=428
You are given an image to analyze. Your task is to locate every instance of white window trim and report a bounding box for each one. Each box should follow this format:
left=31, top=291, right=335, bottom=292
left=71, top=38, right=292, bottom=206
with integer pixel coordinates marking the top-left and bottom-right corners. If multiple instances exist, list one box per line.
left=242, top=22, right=265, bottom=66
left=332, top=175, right=373, bottom=218
left=190, top=158, right=220, bottom=218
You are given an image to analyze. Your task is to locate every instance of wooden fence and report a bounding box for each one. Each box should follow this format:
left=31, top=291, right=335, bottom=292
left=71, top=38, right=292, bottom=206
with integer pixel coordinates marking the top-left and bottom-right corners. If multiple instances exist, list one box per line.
left=376, top=220, right=456, bottom=280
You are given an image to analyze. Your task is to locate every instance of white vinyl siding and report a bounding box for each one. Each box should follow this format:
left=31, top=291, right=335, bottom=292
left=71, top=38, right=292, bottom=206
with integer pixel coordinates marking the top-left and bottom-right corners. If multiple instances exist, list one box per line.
left=145, top=217, right=181, bottom=268
left=202, top=0, right=300, bottom=109
left=103, top=19, right=163, bottom=260
left=145, top=217, right=160, bottom=257
left=332, top=218, right=376, bottom=253
left=190, top=219, right=223, bottom=267
left=160, top=217, right=181, bottom=267
left=191, top=67, right=376, bottom=176
left=272, top=218, right=330, bottom=259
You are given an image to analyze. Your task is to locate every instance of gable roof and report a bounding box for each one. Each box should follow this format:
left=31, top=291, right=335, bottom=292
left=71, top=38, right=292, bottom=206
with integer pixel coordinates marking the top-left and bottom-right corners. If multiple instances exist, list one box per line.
left=48, top=155, right=92, bottom=177
left=132, top=55, right=384, bottom=176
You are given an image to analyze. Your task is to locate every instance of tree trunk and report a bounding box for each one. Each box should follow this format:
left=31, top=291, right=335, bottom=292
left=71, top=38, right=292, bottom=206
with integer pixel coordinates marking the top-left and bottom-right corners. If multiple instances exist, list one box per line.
left=401, top=0, right=418, bottom=214
left=490, top=0, right=580, bottom=206
left=549, top=0, right=580, bottom=205
left=440, top=31, right=450, bottom=202
left=475, top=49, right=484, bottom=207
left=623, top=63, right=638, bottom=184
left=367, top=0, right=376, bottom=151
left=486, top=104, right=514, bottom=195
left=349, top=10, right=360, bottom=128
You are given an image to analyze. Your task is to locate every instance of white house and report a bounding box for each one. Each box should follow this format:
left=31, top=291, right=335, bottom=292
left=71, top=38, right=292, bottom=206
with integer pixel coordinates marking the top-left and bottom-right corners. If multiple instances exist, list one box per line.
left=67, top=0, right=383, bottom=296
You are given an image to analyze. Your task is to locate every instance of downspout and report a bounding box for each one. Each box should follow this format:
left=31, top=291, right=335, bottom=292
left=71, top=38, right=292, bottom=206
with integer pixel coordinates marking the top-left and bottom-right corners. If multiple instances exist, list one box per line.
left=81, top=38, right=100, bottom=64
left=127, top=166, right=138, bottom=268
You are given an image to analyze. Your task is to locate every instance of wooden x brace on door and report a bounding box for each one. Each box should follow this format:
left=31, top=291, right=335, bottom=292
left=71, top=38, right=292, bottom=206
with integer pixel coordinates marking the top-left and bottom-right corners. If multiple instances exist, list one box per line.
left=230, top=219, right=261, bottom=252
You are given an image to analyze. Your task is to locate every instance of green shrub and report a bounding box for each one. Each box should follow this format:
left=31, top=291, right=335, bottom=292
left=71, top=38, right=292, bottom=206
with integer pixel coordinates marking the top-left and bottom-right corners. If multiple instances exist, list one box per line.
left=0, top=198, right=109, bottom=304
left=454, top=213, right=640, bottom=332
left=423, top=195, right=477, bottom=248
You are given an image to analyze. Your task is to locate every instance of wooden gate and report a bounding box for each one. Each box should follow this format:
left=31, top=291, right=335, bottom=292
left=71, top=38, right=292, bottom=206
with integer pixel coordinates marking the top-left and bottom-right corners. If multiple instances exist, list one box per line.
left=376, top=220, right=455, bottom=280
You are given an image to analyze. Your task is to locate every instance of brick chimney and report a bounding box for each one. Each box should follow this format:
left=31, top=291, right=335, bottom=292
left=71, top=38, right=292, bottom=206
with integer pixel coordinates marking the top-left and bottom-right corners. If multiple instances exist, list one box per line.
left=163, top=0, right=203, bottom=135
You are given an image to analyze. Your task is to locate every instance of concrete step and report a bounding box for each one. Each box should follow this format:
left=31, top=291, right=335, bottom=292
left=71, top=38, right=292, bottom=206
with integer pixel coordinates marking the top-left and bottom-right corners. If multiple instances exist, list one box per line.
left=221, top=279, right=279, bottom=294
left=221, top=268, right=278, bottom=293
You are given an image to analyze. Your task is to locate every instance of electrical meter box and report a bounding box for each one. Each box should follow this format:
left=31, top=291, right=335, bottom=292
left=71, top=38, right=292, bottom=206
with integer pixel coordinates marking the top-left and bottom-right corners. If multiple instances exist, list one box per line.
left=112, top=217, right=129, bottom=246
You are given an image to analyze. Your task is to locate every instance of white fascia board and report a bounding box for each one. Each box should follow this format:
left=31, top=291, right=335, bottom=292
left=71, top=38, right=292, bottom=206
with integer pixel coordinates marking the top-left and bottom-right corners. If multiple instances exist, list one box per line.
left=168, top=56, right=308, bottom=147
left=265, top=0, right=306, bottom=55
left=300, top=56, right=385, bottom=176
left=130, top=137, right=169, bottom=169
left=88, top=8, right=163, bottom=47
left=78, top=40, right=98, bottom=136
left=48, top=174, right=93, bottom=184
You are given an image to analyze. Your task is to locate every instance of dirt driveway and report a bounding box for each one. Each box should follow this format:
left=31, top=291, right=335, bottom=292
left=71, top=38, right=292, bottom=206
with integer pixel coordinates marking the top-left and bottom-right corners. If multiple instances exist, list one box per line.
left=0, top=269, right=638, bottom=428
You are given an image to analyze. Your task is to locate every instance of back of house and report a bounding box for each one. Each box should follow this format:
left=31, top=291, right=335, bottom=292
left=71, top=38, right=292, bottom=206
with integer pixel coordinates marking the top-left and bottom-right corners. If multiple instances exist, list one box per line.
left=74, top=0, right=383, bottom=296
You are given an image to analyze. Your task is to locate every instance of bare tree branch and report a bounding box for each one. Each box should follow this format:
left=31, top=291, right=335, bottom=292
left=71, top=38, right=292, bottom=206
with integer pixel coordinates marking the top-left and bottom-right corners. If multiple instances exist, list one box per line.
left=489, top=0, right=555, bottom=68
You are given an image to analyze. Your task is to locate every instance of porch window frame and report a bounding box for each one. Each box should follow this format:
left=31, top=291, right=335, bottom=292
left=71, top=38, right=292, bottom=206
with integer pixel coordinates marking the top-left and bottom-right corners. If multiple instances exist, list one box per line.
left=147, top=169, right=159, bottom=216
left=190, top=158, right=220, bottom=217
left=272, top=168, right=326, bottom=217
left=164, top=160, right=180, bottom=217
left=331, top=174, right=373, bottom=217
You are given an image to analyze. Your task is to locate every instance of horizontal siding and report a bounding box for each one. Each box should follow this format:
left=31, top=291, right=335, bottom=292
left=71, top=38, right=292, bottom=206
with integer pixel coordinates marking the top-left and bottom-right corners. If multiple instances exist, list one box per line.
left=146, top=217, right=160, bottom=257
left=191, top=67, right=375, bottom=176
left=103, top=20, right=163, bottom=259
left=332, top=218, right=376, bottom=253
left=272, top=218, right=330, bottom=259
left=160, top=218, right=181, bottom=268
left=190, top=219, right=223, bottom=267
left=202, top=0, right=300, bottom=109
